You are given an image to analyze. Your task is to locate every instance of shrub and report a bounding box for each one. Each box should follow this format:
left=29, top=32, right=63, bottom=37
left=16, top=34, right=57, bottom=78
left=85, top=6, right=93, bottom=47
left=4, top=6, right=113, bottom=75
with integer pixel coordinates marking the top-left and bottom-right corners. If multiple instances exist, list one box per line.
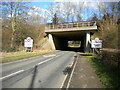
left=100, top=48, right=120, bottom=71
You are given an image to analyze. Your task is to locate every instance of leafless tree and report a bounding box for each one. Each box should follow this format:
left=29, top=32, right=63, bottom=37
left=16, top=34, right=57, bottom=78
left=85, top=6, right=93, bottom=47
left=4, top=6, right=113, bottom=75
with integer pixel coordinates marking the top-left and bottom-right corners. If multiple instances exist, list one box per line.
left=2, top=1, right=29, bottom=48
left=96, top=2, right=119, bottom=49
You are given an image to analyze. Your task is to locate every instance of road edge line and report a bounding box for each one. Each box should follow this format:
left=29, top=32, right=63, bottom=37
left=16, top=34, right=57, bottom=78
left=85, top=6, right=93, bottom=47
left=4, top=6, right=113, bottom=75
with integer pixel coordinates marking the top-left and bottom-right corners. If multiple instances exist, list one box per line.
left=60, top=74, right=68, bottom=88
left=60, top=53, right=76, bottom=89
left=66, top=60, right=77, bottom=89
left=0, top=70, right=24, bottom=80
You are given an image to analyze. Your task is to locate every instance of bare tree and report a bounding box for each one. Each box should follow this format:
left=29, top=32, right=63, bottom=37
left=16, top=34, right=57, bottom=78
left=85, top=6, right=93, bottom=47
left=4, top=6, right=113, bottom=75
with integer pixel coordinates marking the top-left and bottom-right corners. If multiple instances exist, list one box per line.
left=2, top=1, right=29, bottom=48
left=74, top=1, right=84, bottom=22
left=96, top=2, right=119, bottom=49
left=63, top=1, right=72, bottom=22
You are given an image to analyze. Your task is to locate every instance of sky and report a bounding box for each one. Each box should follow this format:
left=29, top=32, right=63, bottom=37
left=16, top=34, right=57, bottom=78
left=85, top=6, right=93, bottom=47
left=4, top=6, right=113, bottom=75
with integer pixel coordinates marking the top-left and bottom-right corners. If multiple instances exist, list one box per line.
left=29, top=2, right=51, bottom=9
left=2, top=0, right=119, bottom=23
left=27, top=1, right=101, bottom=22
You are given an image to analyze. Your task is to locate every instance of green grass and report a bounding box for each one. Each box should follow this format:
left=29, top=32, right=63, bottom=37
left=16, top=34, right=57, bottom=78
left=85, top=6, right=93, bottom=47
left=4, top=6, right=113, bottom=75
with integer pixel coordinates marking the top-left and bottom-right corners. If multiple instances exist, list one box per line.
left=85, top=54, right=120, bottom=88
left=84, top=53, right=93, bottom=56
left=1, top=50, right=56, bottom=63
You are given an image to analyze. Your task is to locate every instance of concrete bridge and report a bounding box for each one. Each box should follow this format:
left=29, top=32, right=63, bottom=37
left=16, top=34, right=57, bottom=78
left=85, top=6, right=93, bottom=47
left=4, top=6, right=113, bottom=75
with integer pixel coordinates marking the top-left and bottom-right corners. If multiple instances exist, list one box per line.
left=45, top=21, right=97, bottom=52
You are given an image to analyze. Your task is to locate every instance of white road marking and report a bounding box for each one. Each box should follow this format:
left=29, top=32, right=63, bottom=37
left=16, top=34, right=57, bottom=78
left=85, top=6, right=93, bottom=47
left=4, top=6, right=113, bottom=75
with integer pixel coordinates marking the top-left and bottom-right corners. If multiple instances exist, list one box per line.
left=37, top=53, right=64, bottom=66
left=60, top=53, right=75, bottom=88
left=43, top=54, right=56, bottom=57
left=60, top=74, right=68, bottom=88
left=37, top=58, right=53, bottom=65
left=0, top=70, right=24, bottom=80
left=66, top=60, right=77, bottom=89
left=55, top=55, right=61, bottom=57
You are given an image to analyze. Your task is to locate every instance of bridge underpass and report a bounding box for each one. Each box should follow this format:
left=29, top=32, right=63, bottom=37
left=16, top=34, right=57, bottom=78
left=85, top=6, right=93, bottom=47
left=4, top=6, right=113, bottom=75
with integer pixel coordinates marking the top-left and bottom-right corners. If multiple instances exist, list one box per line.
left=45, top=22, right=97, bottom=52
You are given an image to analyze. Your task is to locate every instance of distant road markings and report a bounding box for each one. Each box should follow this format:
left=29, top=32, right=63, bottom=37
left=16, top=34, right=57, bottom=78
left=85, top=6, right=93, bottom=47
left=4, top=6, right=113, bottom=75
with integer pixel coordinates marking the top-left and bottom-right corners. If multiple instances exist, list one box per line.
left=43, top=54, right=56, bottom=57
left=37, top=58, right=53, bottom=65
left=0, top=70, right=24, bottom=80
left=37, top=53, right=65, bottom=66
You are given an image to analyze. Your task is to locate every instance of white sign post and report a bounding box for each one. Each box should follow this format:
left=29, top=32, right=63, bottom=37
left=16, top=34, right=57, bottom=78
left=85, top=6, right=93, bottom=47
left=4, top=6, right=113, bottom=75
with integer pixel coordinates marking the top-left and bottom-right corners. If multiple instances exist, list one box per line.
left=24, top=37, right=33, bottom=52
left=91, top=38, right=102, bottom=54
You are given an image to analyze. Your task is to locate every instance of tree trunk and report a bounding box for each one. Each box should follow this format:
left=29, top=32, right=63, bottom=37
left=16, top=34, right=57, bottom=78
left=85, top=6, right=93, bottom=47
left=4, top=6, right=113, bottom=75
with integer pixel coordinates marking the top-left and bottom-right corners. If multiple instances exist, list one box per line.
left=10, top=15, right=16, bottom=49
left=10, top=32, right=14, bottom=48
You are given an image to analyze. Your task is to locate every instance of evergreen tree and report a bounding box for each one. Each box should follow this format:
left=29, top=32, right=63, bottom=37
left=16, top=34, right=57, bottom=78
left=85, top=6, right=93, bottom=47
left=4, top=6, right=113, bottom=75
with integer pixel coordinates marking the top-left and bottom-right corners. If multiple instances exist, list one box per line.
left=52, top=13, right=59, bottom=24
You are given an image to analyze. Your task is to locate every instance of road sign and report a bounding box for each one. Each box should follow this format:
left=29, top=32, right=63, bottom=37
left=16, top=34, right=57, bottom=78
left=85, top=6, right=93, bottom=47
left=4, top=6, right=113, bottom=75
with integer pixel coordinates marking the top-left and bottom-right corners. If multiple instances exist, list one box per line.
left=24, top=37, right=33, bottom=47
left=92, top=38, right=102, bottom=48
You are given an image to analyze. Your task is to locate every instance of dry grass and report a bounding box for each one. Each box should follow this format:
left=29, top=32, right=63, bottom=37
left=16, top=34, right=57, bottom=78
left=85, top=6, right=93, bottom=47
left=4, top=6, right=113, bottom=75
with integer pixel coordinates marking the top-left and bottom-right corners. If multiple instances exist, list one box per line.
left=1, top=50, right=56, bottom=63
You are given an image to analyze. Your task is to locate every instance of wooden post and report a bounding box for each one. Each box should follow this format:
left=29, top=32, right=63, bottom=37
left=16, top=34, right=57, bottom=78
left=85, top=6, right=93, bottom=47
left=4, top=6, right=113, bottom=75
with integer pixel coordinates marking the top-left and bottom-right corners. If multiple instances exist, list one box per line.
left=88, top=22, right=90, bottom=26
left=93, top=48, right=95, bottom=55
left=82, top=23, right=84, bottom=27
left=48, top=25, right=50, bottom=29
left=26, top=47, right=27, bottom=52
left=62, top=24, right=63, bottom=29
left=53, top=24, right=54, bottom=29
left=31, top=47, right=33, bottom=52
left=77, top=23, right=78, bottom=28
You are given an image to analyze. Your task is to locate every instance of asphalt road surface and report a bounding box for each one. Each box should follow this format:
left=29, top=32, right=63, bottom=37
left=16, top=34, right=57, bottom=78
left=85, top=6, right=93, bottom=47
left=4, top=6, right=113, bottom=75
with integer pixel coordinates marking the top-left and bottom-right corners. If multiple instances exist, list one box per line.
left=1, top=51, right=76, bottom=88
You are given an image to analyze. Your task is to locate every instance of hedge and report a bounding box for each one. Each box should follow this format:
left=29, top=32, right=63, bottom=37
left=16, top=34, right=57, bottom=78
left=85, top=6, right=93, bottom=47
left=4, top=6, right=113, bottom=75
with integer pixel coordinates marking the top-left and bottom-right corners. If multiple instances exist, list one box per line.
left=100, top=48, right=120, bottom=71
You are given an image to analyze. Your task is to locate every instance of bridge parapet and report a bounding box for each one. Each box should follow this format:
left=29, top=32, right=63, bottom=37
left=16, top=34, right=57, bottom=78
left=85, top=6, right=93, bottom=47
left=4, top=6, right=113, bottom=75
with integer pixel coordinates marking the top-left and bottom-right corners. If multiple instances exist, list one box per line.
left=45, top=21, right=96, bottom=30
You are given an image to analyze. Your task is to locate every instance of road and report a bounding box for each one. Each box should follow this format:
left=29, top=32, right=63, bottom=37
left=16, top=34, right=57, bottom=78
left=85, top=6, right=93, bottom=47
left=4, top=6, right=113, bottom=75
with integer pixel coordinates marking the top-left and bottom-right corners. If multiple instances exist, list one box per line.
left=1, top=51, right=76, bottom=88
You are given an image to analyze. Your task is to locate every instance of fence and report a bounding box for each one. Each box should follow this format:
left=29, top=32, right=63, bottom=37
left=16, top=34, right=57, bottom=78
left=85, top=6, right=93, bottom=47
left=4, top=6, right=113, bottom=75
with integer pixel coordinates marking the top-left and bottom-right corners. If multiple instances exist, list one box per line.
left=45, top=21, right=96, bottom=29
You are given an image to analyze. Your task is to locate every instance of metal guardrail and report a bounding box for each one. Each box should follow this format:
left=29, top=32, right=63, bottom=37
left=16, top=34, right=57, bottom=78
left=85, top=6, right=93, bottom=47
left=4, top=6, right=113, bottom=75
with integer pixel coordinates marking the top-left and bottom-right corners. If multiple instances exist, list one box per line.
left=45, top=21, right=96, bottom=29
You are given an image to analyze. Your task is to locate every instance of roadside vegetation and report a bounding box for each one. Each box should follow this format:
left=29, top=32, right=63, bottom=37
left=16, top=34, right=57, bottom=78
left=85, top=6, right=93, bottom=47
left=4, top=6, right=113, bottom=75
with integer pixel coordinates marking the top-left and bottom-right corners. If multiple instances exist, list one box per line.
left=85, top=53, right=120, bottom=88
left=2, top=2, right=46, bottom=52
left=91, top=2, right=119, bottom=49
left=86, top=2, right=119, bottom=88
left=1, top=50, right=56, bottom=63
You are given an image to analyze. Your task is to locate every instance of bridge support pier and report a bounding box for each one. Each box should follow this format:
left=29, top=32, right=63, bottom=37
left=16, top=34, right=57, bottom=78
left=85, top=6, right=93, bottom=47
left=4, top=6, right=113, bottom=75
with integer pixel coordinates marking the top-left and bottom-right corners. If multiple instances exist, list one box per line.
left=85, top=32, right=91, bottom=52
left=48, top=34, right=56, bottom=50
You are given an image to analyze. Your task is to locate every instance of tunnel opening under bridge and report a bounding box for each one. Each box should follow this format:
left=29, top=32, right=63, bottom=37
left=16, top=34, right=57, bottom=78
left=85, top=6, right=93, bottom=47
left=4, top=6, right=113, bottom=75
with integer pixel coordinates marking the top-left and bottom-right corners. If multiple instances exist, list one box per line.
left=67, top=41, right=81, bottom=52
left=48, top=31, right=93, bottom=52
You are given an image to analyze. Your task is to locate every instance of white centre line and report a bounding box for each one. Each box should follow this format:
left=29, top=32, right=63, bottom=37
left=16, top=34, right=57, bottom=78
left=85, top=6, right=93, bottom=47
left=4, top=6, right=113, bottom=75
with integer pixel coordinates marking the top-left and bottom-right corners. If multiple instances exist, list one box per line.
left=37, top=58, right=53, bottom=65
left=0, top=70, right=24, bottom=80
left=37, top=53, right=65, bottom=66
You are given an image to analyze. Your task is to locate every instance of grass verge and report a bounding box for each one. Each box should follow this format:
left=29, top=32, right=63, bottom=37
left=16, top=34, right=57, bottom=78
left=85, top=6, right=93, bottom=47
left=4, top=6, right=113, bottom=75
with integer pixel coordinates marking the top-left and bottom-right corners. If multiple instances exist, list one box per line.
left=1, top=50, right=56, bottom=63
left=85, top=53, right=120, bottom=88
